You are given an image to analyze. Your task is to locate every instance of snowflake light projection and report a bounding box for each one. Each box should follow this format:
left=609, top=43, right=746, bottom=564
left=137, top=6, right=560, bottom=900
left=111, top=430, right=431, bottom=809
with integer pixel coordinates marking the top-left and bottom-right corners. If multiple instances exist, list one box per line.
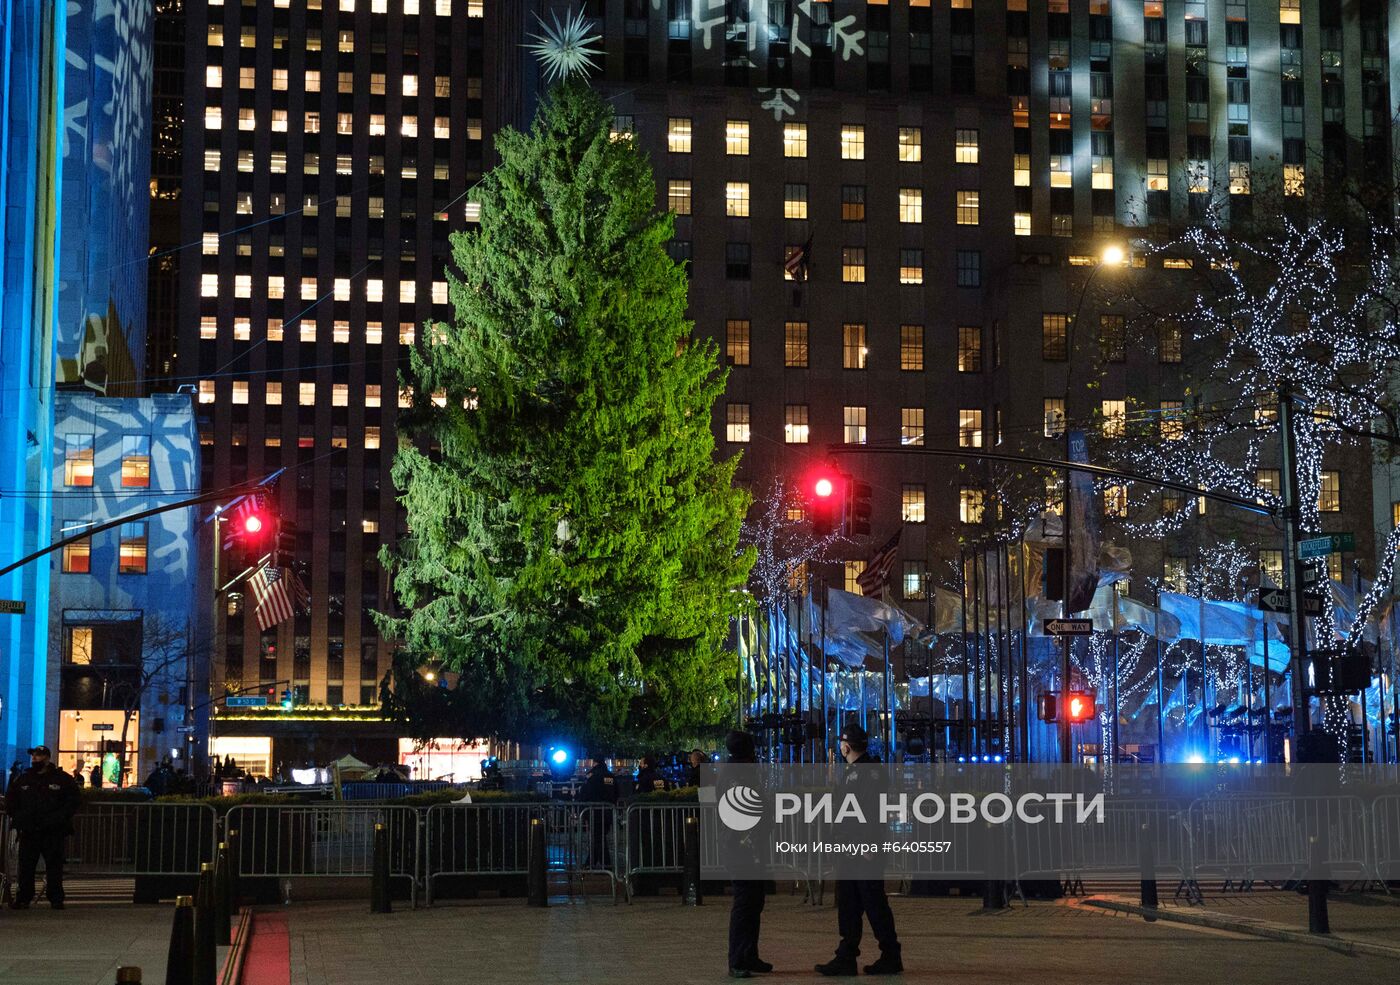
left=525, top=8, right=604, bottom=84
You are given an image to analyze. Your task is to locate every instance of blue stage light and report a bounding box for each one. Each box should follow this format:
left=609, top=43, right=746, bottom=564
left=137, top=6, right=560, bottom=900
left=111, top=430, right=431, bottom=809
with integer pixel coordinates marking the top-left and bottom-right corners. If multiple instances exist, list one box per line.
left=549, top=747, right=569, bottom=766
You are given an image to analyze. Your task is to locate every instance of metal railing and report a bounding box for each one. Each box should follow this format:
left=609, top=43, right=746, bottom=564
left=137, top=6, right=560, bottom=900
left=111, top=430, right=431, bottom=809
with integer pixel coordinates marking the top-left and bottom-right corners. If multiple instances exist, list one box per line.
left=423, top=802, right=555, bottom=905
left=68, top=802, right=219, bottom=879
left=1186, top=795, right=1374, bottom=888
left=340, top=781, right=465, bottom=801
left=1371, top=793, right=1400, bottom=885
left=226, top=803, right=422, bottom=906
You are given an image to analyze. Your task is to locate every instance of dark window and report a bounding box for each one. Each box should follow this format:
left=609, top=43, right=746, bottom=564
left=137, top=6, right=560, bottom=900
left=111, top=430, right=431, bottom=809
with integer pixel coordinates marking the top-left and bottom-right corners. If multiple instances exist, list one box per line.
left=725, top=242, right=751, bottom=280
left=956, top=250, right=981, bottom=287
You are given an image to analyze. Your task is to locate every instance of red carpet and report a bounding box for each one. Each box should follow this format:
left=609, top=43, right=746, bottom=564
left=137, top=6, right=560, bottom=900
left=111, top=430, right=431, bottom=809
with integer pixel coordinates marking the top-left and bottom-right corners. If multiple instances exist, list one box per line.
left=236, top=911, right=291, bottom=985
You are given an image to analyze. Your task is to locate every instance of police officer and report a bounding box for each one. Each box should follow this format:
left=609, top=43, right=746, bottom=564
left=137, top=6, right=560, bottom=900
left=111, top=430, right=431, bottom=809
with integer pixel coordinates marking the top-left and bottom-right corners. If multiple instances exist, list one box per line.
left=815, top=724, right=902, bottom=976
left=634, top=756, right=669, bottom=795
left=4, top=745, right=81, bottom=910
left=725, top=730, right=771, bottom=979
left=579, top=758, right=618, bottom=869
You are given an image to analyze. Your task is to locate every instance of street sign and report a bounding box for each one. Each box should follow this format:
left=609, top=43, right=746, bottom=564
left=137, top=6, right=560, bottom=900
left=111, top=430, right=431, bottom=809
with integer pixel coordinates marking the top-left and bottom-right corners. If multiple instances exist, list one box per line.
left=1298, top=533, right=1353, bottom=559
left=226, top=695, right=268, bottom=708
left=1259, top=589, right=1323, bottom=616
left=0, top=599, right=25, bottom=614
left=1044, top=618, right=1094, bottom=635
left=90, top=723, right=114, bottom=732
left=176, top=725, right=196, bottom=734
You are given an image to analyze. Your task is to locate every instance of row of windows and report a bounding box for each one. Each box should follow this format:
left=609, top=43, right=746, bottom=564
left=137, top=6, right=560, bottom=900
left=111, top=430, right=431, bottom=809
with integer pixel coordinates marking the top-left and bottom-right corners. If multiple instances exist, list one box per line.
left=206, top=66, right=459, bottom=98
left=1041, top=314, right=1183, bottom=363
left=665, top=119, right=979, bottom=165
left=671, top=180, right=973, bottom=227
left=207, top=0, right=474, bottom=22
left=199, top=380, right=415, bottom=411
left=60, top=523, right=150, bottom=576
left=725, top=404, right=990, bottom=449
left=204, top=150, right=456, bottom=180
left=200, top=274, right=448, bottom=303
left=723, top=321, right=985, bottom=371
left=200, top=316, right=418, bottom=345
left=711, top=242, right=980, bottom=283
left=61, top=434, right=152, bottom=489
left=206, top=108, right=459, bottom=138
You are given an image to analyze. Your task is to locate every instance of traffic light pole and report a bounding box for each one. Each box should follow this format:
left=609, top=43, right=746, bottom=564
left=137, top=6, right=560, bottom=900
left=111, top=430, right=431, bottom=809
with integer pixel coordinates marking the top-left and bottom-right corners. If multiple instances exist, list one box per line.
left=1278, top=384, right=1312, bottom=735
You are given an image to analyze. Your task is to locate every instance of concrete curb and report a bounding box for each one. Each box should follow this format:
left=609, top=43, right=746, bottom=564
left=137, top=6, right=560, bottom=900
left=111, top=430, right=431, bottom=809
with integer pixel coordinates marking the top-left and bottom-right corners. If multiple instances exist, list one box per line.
left=1082, top=897, right=1400, bottom=960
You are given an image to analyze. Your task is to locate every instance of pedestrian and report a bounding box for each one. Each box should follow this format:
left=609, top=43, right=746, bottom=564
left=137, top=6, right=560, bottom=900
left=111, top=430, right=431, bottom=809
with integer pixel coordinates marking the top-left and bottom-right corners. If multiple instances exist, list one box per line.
left=815, top=723, right=902, bottom=976
left=7, top=759, right=22, bottom=792
left=72, top=762, right=86, bottom=788
left=88, top=762, right=102, bottom=790
left=634, top=755, right=669, bottom=795
left=4, top=745, right=82, bottom=910
left=724, top=729, right=771, bottom=979
left=685, top=748, right=707, bottom=787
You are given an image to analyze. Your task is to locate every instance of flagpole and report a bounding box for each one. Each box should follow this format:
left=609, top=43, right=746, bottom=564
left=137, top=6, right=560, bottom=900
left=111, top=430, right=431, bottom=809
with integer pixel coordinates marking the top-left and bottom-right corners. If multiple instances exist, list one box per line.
left=1018, top=534, right=1031, bottom=762
left=820, top=577, right=829, bottom=763
left=1155, top=582, right=1165, bottom=761
left=959, top=547, right=971, bottom=760
left=883, top=629, right=894, bottom=761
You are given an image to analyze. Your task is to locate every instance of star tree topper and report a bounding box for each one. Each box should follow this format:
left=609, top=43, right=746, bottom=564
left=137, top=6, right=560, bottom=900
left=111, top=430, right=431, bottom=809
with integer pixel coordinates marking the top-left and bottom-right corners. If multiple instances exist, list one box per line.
left=525, top=7, right=604, bottom=84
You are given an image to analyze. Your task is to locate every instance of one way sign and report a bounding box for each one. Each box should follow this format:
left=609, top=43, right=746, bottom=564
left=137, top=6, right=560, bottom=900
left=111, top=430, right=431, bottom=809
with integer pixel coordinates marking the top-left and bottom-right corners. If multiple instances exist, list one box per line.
left=1258, top=590, right=1323, bottom=616
left=1044, top=618, right=1094, bottom=635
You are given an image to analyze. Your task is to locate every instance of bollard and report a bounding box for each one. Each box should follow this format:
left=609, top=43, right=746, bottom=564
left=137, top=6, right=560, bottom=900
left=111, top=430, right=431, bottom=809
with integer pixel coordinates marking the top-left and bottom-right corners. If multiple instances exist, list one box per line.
left=166, top=896, right=196, bottom=985
left=681, top=815, right=703, bottom=906
left=193, top=863, right=218, bottom=985
left=370, top=823, right=392, bottom=914
left=224, top=828, right=241, bottom=911
left=116, top=966, right=143, bottom=984
left=1139, top=821, right=1158, bottom=919
left=527, top=817, right=548, bottom=908
left=214, top=842, right=232, bottom=945
left=1307, top=835, right=1329, bottom=935
left=981, top=822, right=1007, bottom=910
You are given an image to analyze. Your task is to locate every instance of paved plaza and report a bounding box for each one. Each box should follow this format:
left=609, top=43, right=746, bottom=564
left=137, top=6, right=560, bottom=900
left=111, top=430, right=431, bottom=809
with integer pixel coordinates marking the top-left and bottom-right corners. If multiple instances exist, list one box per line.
left=3, top=888, right=1398, bottom=985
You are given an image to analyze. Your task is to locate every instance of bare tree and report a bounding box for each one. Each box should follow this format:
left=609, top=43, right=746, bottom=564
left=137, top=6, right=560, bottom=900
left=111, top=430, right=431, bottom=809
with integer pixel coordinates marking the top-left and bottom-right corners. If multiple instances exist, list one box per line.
left=106, top=613, right=200, bottom=787
left=740, top=475, right=843, bottom=606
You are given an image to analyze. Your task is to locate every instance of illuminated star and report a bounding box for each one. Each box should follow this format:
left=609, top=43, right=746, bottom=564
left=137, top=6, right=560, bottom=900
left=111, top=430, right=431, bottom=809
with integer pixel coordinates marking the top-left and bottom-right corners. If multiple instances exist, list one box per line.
left=524, top=8, right=604, bottom=84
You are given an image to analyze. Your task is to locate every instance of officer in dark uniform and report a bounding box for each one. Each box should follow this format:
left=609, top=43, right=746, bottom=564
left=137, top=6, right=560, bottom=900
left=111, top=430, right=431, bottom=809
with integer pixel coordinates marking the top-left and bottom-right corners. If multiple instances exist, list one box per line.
left=579, top=758, right=618, bottom=868
left=634, top=756, right=670, bottom=795
left=4, top=745, right=82, bottom=909
left=725, top=730, right=771, bottom=979
left=815, top=724, right=902, bottom=976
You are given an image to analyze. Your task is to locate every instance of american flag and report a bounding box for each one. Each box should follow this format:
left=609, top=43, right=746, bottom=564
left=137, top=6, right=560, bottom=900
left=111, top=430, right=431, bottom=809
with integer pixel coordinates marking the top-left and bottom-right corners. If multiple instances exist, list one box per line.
left=855, top=528, right=903, bottom=598
left=250, top=565, right=307, bottom=632
left=222, top=493, right=263, bottom=551
left=784, top=236, right=812, bottom=281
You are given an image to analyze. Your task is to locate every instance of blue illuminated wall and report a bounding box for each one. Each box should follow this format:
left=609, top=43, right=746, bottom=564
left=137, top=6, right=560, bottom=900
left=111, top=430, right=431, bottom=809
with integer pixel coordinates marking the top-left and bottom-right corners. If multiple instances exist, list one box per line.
left=0, top=0, right=64, bottom=776
left=55, top=0, right=152, bottom=394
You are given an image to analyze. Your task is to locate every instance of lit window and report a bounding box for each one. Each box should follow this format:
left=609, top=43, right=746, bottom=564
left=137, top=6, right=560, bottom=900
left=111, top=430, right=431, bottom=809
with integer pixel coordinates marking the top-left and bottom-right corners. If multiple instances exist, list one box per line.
left=201, top=232, right=219, bottom=256
left=842, top=323, right=868, bottom=370
left=299, top=322, right=316, bottom=342
left=400, top=323, right=416, bottom=345
left=955, top=128, right=979, bottom=164
left=1160, top=401, right=1184, bottom=440
left=118, top=523, right=148, bottom=575
left=333, top=321, right=350, bottom=343
left=841, top=185, right=866, bottom=222
left=783, top=183, right=808, bottom=220
left=365, top=385, right=381, bottom=408
left=1101, top=399, right=1127, bottom=438
left=1014, top=153, right=1030, bottom=186
left=725, top=120, right=749, bottom=155
left=1104, top=484, right=1128, bottom=518
left=899, top=187, right=923, bottom=223
left=1318, top=471, right=1341, bottom=512
left=239, top=66, right=255, bottom=89
left=1280, top=0, right=1300, bottom=24
left=897, top=127, right=922, bottom=162
left=1042, top=313, right=1068, bottom=360
left=432, top=282, right=448, bottom=304
left=783, top=122, right=807, bottom=158
left=229, top=380, right=249, bottom=406
left=238, top=108, right=255, bottom=131
left=64, top=434, right=95, bottom=487
left=299, top=382, right=316, bottom=406
left=231, top=274, right=250, bottom=299
left=366, top=279, right=384, bottom=303
left=300, top=277, right=316, bottom=300
left=899, top=249, right=923, bottom=285
left=960, top=488, right=985, bottom=524
left=668, top=117, right=692, bottom=153
left=956, top=190, right=980, bottom=225
left=204, top=149, right=220, bottom=171
left=843, top=406, right=868, bottom=444
left=726, top=320, right=750, bottom=366
left=400, top=281, right=415, bottom=303
left=1259, top=550, right=1284, bottom=585
left=200, top=317, right=218, bottom=340
left=840, top=125, right=865, bottom=160
left=63, top=538, right=92, bottom=574
left=902, top=485, right=926, bottom=524
left=901, top=408, right=924, bottom=446
left=841, top=247, right=866, bottom=283
left=957, top=326, right=982, bottom=372
left=267, top=382, right=282, bottom=406
left=233, top=318, right=251, bottom=341
left=1014, top=212, right=1031, bottom=236
left=784, top=322, right=808, bottom=367
left=1284, top=164, right=1305, bottom=197
left=1044, top=398, right=1066, bottom=437
left=725, top=181, right=750, bottom=217
left=402, top=117, right=418, bottom=137
left=334, top=278, right=351, bottom=301
left=1159, top=321, right=1183, bottom=363
left=206, top=65, right=223, bottom=87
left=1256, top=469, right=1281, bottom=504
left=784, top=404, right=810, bottom=444
left=199, top=381, right=215, bottom=404
left=903, top=561, right=927, bottom=600
left=434, top=117, right=450, bottom=139
left=845, top=561, right=867, bottom=595
left=959, top=409, right=983, bottom=448
left=726, top=403, right=751, bottom=443
left=365, top=426, right=381, bottom=450
left=332, top=383, right=349, bottom=407
left=900, top=325, right=923, bottom=371
left=208, top=25, right=223, bottom=46
left=205, top=106, right=222, bottom=129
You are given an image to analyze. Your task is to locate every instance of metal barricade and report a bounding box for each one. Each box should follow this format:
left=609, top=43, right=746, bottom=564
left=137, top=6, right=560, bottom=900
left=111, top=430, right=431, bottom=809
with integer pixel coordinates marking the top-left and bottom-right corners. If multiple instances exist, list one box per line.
left=0, top=813, right=14, bottom=898
left=423, top=802, right=567, bottom=905
left=1011, top=799, right=1191, bottom=896
left=67, top=802, right=219, bottom=879
left=571, top=803, right=623, bottom=901
left=624, top=802, right=698, bottom=888
left=1371, top=793, right=1400, bottom=884
left=340, top=781, right=463, bottom=801
left=226, top=804, right=421, bottom=906
left=1187, top=795, right=1373, bottom=888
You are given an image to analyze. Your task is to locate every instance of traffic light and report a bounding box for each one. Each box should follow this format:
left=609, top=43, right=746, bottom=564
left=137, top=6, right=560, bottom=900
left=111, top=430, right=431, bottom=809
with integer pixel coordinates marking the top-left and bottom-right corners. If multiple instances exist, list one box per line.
left=1065, top=691, right=1096, bottom=723
left=1037, top=692, right=1059, bottom=723
left=273, top=517, right=297, bottom=569
left=845, top=477, right=872, bottom=537
left=280, top=689, right=294, bottom=710
left=1043, top=548, right=1065, bottom=601
left=808, top=469, right=843, bottom=536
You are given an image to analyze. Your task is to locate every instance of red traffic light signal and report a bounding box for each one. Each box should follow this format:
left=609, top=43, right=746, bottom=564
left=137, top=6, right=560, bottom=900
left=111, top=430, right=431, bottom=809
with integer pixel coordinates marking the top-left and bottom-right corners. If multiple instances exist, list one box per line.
left=243, top=513, right=265, bottom=536
left=807, top=469, right=844, bottom=537
left=1065, top=691, right=1096, bottom=722
left=814, top=476, right=835, bottom=499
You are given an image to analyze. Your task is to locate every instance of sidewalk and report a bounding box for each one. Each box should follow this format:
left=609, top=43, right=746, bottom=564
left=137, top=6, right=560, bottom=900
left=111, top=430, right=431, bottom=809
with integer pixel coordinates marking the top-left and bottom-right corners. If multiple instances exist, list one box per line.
left=1085, top=888, right=1400, bottom=957
left=272, top=892, right=1397, bottom=985
left=0, top=901, right=174, bottom=985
